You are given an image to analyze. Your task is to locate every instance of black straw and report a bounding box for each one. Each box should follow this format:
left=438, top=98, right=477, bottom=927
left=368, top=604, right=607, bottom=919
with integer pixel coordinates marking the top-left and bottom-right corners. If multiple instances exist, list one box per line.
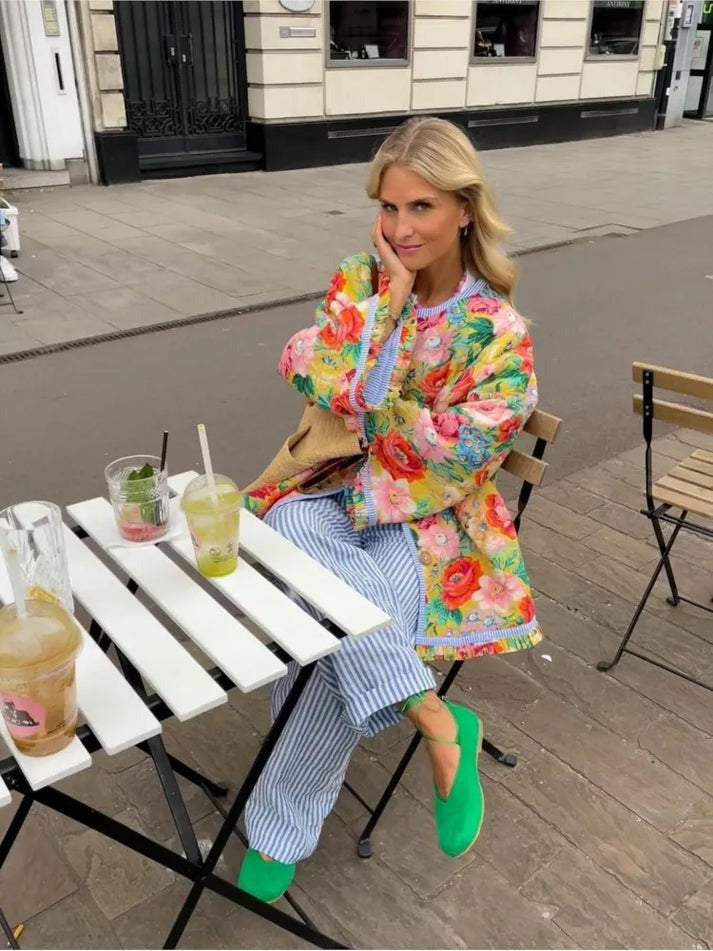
left=159, top=430, right=169, bottom=472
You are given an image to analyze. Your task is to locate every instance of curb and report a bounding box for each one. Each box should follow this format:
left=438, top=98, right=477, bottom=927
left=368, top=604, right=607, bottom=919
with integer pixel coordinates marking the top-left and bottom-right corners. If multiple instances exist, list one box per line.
left=0, top=230, right=630, bottom=366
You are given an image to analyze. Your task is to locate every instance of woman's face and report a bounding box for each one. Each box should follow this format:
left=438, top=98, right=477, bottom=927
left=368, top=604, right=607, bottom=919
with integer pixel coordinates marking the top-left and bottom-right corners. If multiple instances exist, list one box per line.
left=378, top=165, right=470, bottom=271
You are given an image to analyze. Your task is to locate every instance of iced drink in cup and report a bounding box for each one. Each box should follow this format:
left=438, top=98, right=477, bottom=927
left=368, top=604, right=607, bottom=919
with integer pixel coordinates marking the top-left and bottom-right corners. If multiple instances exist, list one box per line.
left=0, top=599, right=82, bottom=756
left=181, top=474, right=241, bottom=577
left=105, top=454, right=169, bottom=543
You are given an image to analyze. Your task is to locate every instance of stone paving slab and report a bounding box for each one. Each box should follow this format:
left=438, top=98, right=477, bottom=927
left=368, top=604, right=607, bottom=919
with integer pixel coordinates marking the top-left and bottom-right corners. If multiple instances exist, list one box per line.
left=3, top=121, right=713, bottom=355
left=1, top=429, right=713, bottom=948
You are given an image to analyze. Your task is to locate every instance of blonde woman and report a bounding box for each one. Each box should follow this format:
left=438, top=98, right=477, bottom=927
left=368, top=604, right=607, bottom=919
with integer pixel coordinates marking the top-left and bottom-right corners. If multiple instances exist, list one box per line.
left=240, top=117, right=540, bottom=902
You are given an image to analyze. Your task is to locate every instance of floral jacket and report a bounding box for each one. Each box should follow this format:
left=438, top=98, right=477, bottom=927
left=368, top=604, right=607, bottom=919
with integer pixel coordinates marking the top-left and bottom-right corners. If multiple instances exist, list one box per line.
left=245, top=252, right=543, bottom=662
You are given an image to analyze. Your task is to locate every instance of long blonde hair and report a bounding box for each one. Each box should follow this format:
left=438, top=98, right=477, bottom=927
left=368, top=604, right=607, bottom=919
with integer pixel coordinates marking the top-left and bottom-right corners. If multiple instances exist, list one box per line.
left=366, top=117, right=516, bottom=301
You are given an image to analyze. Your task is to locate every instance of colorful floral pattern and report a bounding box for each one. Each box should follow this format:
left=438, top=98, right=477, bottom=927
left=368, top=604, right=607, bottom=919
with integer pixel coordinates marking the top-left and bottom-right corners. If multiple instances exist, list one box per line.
left=245, top=252, right=543, bottom=661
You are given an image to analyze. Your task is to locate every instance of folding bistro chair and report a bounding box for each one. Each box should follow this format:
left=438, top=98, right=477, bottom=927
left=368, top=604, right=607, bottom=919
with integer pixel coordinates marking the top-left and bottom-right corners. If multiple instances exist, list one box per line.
left=348, top=407, right=563, bottom=858
left=598, top=362, right=713, bottom=690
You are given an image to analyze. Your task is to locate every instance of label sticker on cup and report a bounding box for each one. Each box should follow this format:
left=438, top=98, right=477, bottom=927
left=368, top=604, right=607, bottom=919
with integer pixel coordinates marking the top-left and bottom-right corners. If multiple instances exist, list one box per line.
left=0, top=693, right=46, bottom=739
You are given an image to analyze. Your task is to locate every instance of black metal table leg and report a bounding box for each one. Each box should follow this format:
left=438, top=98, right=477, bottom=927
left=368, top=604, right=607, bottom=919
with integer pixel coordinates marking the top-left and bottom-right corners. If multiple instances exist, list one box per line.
left=112, top=647, right=202, bottom=866
left=0, top=905, right=19, bottom=950
left=0, top=796, right=32, bottom=869
left=164, top=660, right=318, bottom=950
left=162, top=753, right=230, bottom=799
left=33, top=782, right=344, bottom=947
left=0, top=564, right=348, bottom=950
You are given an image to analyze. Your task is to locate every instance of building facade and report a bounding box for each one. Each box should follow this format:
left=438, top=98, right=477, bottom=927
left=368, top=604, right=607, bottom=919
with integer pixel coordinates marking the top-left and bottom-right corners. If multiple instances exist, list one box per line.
left=243, top=0, right=669, bottom=172
left=0, top=1, right=703, bottom=184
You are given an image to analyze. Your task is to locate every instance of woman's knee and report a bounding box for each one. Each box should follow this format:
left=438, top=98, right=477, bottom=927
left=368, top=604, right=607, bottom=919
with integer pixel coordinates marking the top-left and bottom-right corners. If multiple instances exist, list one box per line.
left=265, top=496, right=353, bottom=549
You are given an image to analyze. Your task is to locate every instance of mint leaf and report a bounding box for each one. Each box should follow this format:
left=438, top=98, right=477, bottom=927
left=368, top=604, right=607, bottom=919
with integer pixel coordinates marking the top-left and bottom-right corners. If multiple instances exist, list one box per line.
left=127, top=463, right=155, bottom=482
left=122, top=464, right=157, bottom=505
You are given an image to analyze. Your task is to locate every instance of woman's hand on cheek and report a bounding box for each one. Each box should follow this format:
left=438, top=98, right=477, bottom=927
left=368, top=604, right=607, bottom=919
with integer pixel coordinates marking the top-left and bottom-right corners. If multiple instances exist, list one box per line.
left=372, top=214, right=416, bottom=313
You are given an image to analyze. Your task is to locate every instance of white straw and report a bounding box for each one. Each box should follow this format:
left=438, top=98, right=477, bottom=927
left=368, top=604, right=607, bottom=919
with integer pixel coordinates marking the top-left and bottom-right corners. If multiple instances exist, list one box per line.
left=197, top=423, right=218, bottom=504
left=3, top=546, right=27, bottom=619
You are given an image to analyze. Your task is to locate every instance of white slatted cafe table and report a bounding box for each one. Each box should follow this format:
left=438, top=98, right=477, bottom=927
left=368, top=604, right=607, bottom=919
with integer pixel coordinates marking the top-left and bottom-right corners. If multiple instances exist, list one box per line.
left=68, top=498, right=289, bottom=693
left=8, top=500, right=226, bottom=724
left=0, top=480, right=392, bottom=948
left=63, top=525, right=227, bottom=720
left=169, top=471, right=392, bottom=639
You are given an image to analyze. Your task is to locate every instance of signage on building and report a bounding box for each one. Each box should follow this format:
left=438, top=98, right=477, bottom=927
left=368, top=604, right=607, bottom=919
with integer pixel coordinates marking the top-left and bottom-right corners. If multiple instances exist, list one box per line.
left=41, top=0, right=60, bottom=37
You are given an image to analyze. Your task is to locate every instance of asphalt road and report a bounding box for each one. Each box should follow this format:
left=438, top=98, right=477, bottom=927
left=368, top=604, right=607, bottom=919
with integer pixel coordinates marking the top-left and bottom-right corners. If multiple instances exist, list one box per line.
left=1, top=215, right=711, bottom=508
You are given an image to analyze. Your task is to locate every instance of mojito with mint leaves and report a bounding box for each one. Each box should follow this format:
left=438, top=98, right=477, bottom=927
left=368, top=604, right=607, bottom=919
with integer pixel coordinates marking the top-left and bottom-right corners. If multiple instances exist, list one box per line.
left=105, top=455, right=169, bottom=543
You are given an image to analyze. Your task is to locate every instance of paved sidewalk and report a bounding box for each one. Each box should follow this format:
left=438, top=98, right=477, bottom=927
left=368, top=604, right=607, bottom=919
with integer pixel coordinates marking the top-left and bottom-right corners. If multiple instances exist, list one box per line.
left=2, top=120, right=713, bottom=356
left=1, top=428, right=712, bottom=949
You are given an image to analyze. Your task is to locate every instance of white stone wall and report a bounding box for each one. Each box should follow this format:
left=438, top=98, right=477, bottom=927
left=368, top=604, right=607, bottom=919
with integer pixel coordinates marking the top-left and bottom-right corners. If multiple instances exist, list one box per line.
left=76, top=0, right=126, bottom=130
left=245, top=0, right=667, bottom=122
left=244, top=0, right=324, bottom=119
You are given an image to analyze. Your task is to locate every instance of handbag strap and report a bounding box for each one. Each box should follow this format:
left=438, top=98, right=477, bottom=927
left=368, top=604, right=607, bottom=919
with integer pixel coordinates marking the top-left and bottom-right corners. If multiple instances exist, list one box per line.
left=370, top=257, right=380, bottom=295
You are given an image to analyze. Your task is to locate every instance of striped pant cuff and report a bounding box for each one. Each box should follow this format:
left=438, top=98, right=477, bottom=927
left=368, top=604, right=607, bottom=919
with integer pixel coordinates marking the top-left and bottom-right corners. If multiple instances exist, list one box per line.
left=342, top=667, right=437, bottom=726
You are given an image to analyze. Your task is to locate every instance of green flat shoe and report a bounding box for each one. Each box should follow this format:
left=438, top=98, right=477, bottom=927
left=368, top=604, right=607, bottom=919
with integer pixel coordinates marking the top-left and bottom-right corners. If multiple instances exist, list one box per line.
left=431, top=701, right=484, bottom=858
left=237, top=848, right=296, bottom=903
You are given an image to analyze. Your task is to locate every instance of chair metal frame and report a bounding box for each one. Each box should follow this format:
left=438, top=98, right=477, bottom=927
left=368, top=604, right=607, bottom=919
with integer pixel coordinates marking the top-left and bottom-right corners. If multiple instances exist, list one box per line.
left=598, top=363, right=713, bottom=691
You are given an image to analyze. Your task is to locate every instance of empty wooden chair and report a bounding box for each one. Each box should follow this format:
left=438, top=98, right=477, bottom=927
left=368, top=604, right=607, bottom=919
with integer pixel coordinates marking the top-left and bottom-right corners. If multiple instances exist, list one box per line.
left=598, top=362, right=713, bottom=689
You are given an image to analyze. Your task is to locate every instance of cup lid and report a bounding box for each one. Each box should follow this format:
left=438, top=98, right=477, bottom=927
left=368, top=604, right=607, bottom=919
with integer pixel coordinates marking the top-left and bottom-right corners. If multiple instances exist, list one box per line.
left=0, top=600, right=82, bottom=675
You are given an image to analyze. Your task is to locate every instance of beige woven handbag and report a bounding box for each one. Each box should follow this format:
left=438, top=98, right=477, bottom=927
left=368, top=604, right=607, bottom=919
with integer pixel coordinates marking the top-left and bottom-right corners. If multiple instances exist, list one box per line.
left=244, top=259, right=391, bottom=495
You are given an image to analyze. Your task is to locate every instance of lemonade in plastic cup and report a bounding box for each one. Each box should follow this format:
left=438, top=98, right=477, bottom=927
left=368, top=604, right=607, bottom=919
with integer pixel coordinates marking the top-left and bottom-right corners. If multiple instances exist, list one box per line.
left=0, top=599, right=82, bottom=756
left=180, top=474, right=241, bottom=577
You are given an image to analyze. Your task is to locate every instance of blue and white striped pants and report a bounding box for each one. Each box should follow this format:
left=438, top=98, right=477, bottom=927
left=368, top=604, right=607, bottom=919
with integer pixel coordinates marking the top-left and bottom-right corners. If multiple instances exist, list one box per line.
left=245, top=491, right=436, bottom=863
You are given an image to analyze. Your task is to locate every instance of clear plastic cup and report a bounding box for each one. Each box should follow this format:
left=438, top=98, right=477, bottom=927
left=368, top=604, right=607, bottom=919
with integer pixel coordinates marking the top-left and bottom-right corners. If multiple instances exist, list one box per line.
left=0, top=501, right=73, bottom=615
left=180, top=474, right=241, bottom=577
left=0, top=599, right=82, bottom=756
left=105, top=454, right=169, bottom=543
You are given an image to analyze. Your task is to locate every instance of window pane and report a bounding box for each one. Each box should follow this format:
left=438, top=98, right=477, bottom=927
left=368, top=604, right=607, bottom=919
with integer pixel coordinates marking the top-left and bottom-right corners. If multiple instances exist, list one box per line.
left=589, top=0, right=644, bottom=56
left=473, top=1, right=540, bottom=59
left=329, top=1, right=409, bottom=62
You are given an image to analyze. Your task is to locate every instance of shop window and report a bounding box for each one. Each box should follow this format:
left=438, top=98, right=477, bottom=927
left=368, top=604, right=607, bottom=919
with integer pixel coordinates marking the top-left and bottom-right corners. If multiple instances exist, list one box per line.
left=328, top=1, right=410, bottom=64
left=472, top=1, right=540, bottom=60
left=588, top=1, right=644, bottom=57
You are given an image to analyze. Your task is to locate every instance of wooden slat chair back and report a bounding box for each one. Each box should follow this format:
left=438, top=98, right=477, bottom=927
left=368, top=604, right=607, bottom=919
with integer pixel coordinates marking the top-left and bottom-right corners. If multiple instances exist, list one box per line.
left=503, top=408, right=562, bottom=531
left=597, top=362, right=713, bottom=691
left=352, top=405, right=563, bottom=859
left=632, top=362, right=713, bottom=519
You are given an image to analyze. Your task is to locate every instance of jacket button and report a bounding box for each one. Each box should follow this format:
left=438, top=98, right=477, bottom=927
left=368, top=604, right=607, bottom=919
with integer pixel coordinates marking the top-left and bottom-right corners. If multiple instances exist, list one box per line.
left=419, top=551, right=433, bottom=565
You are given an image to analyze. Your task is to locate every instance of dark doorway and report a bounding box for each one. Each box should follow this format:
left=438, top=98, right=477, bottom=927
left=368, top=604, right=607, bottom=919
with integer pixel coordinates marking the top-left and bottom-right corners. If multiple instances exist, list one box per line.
left=115, top=0, right=253, bottom=176
left=0, top=31, right=19, bottom=167
left=684, top=5, right=713, bottom=119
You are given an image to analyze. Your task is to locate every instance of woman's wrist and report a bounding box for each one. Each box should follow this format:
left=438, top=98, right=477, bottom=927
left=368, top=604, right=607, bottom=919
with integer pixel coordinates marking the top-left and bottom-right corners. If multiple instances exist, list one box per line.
left=389, top=281, right=413, bottom=320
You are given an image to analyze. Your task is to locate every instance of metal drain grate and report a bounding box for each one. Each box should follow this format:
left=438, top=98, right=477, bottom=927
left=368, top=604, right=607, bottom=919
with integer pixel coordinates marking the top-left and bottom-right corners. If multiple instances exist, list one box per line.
left=0, top=289, right=324, bottom=366
left=0, top=230, right=637, bottom=366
